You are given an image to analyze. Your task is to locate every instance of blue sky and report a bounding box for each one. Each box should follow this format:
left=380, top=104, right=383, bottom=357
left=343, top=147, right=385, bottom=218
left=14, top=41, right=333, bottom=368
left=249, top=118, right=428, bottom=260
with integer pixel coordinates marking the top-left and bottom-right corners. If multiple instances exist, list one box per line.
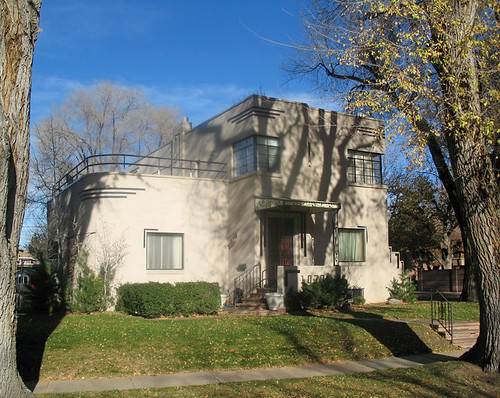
left=31, top=0, right=323, bottom=128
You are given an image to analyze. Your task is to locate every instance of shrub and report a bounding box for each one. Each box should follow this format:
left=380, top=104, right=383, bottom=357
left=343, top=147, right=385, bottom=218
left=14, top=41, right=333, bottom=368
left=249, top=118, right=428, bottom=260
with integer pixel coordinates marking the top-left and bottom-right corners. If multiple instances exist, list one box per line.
left=29, top=259, right=56, bottom=313
left=285, top=287, right=304, bottom=312
left=352, top=296, right=366, bottom=306
left=286, top=275, right=350, bottom=311
left=388, top=271, right=417, bottom=303
left=66, top=251, right=106, bottom=313
left=117, top=282, right=220, bottom=318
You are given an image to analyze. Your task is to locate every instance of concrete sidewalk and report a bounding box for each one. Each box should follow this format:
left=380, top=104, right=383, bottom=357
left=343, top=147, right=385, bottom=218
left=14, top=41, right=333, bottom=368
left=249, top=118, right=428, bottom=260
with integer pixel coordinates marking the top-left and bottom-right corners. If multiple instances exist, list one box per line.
left=30, top=350, right=466, bottom=394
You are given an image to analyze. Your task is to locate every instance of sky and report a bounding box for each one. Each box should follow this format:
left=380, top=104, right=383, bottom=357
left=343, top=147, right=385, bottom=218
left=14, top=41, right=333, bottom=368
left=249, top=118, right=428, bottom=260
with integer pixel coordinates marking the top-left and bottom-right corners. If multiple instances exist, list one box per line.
left=24, top=0, right=328, bottom=246
left=30, top=0, right=324, bottom=128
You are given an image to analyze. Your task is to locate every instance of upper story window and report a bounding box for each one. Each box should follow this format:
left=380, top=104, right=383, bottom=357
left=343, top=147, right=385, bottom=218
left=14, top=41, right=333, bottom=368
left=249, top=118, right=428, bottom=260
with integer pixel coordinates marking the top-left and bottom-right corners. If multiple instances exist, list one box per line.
left=233, top=136, right=279, bottom=177
left=347, top=150, right=382, bottom=185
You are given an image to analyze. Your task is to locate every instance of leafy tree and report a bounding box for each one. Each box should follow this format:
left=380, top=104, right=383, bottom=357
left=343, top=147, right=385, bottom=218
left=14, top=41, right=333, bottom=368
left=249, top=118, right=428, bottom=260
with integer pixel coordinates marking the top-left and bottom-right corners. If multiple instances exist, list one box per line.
left=291, top=0, right=499, bottom=371
left=388, top=172, right=459, bottom=270
left=0, top=1, right=41, bottom=395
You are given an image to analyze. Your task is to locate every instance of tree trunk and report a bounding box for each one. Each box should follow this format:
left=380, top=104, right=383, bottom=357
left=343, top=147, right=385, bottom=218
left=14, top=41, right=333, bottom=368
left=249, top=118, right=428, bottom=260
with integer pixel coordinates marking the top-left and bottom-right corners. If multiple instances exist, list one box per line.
left=0, top=0, right=41, bottom=396
left=450, top=137, right=500, bottom=372
left=430, top=0, right=500, bottom=371
left=426, top=133, right=478, bottom=302
left=460, top=236, right=479, bottom=302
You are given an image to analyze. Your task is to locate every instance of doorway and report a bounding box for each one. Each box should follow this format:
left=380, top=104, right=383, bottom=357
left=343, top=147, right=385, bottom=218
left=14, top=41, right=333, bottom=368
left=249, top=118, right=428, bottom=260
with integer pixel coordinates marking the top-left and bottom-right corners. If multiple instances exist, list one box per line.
left=267, top=217, right=294, bottom=287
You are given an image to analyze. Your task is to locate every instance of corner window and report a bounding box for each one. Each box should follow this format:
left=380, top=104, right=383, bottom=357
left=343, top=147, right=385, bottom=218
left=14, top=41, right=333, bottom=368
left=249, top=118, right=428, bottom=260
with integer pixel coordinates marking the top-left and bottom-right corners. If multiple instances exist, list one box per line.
left=347, top=150, right=382, bottom=185
left=233, top=136, right=279, bottom=177
left=146, top=232, right=184, bottom=270
left=339, top=229, right=366, bottom=262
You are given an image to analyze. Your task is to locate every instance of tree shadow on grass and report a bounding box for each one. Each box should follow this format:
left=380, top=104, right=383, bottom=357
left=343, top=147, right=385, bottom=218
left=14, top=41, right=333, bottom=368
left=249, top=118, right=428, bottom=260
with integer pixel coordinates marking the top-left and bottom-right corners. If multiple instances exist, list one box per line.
left=311, top=310, right=433, bottom=357
left=16, top=311, right=66, bottom=390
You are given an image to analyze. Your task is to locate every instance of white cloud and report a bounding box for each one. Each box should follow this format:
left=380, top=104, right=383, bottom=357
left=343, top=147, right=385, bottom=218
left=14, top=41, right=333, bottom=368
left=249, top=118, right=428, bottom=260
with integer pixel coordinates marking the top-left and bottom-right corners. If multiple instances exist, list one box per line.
left=143, top=83, right=252, bottom=126
left=30, top=76, right=90, bottom=122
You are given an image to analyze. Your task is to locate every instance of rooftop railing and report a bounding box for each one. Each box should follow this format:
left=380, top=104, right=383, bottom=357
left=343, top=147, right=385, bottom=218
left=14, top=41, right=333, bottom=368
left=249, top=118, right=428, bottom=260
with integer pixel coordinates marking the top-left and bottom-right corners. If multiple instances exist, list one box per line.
left=53, top=154, right=228, bottom=194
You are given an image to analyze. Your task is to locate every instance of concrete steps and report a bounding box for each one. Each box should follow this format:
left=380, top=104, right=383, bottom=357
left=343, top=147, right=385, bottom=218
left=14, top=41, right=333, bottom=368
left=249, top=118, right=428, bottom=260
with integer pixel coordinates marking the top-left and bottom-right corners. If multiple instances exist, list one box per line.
left=433, top=321, right=479, bottom=348
left=224, top=288, right=284, bottom=314
left=223, top=307, right=287, bottom=316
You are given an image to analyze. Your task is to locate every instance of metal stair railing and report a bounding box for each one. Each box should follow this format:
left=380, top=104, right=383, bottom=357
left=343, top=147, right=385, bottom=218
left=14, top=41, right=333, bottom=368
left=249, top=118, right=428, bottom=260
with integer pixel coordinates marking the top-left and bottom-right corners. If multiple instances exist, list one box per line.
left=226, top=263, right=262, bottom=306
left=261, top=263, right=278, bottom=290
left=431, top=290, right=454, bottom=344
left=226, top=263, right=281, bottom=307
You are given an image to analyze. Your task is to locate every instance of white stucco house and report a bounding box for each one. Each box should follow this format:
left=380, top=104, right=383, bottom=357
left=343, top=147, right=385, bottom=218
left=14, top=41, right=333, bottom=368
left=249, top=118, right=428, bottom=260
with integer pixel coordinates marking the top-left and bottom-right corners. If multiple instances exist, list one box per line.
left=51, top=95, right=402, bottom=305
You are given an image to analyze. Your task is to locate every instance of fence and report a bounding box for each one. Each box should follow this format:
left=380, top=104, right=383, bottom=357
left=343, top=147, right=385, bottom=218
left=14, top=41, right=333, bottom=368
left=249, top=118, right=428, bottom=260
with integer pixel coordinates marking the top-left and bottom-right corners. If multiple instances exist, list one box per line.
left=417, top=267, right=465, bottom=292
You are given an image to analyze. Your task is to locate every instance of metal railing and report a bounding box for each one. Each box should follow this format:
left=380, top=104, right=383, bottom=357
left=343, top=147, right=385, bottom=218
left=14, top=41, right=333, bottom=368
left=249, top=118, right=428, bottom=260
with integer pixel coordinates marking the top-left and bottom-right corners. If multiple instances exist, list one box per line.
left=431, top=290, right=454, bottom=344
left=261, top=263, right=278, bottom=290
left=227, top=263, right=262, bottom=306
left=53, top=153, right=228, bottom=193
left=226, top=263, right=280, bottom=307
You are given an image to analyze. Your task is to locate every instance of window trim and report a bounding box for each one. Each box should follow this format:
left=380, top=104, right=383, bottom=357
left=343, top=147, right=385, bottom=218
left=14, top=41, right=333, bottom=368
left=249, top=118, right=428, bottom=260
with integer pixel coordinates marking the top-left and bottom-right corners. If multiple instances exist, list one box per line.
left=146, top=232, right=184, bottom=270
left=338, top=228, right=366, bottom=263
left=233, top=135, right=280, bottom=177
left=347, top=150, right=383, bottom=186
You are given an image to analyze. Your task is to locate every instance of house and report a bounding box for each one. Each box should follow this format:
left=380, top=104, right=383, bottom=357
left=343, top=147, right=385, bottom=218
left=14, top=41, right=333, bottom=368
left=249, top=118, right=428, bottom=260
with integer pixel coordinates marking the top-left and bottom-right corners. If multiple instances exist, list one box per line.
left=51, top=95, right=402, bottom=304
left=17, top=248, right=40, bottom=268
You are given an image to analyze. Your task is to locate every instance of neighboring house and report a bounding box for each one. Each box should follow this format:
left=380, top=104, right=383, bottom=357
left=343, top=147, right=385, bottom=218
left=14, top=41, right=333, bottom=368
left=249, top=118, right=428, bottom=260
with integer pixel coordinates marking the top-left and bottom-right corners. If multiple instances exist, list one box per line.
left=17, top=248, right=40, bottom=268
left=16, top=267, right=36, bottom=295
left=16, top=249, right=39, bottom=295
left=51, top=95, right=402, bottom=303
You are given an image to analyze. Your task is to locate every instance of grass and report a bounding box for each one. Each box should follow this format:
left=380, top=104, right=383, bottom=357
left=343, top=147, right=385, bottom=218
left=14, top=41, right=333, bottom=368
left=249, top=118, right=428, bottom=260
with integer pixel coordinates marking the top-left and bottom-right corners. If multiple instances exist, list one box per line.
left=312, top=301, right=480, bottom=322
left=18, top=309, right=461, bottom=382
left=39, top=361, right=500, bottom=397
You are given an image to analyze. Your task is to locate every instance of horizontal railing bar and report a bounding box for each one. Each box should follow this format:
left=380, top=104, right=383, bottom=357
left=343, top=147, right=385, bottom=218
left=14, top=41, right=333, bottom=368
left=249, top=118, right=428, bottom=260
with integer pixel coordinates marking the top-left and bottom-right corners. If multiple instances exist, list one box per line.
left=54, top=153, right=228, bottom=193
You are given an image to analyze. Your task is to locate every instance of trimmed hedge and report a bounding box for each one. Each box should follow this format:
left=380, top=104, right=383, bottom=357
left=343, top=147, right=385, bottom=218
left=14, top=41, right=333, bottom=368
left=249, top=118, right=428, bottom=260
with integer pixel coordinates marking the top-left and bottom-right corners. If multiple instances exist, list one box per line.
left=116, top=282, right=221, bottom=318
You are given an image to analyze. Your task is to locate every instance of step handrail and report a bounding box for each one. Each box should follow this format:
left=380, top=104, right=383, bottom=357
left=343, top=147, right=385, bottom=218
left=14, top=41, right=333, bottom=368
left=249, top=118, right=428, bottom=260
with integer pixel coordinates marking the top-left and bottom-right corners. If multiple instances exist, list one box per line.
left=226, top=263, right=280, bottom=307
left=226, top=263, right=262, bottom=306
left=431, top=290, right=454, bottom=344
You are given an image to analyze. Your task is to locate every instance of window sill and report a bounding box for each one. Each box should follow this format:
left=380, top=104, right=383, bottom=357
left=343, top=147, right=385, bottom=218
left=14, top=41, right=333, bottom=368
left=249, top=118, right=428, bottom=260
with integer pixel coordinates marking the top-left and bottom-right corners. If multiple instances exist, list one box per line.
left=146, top=269, right=184, bottom=273
left=230, top=171, right=281, bottom=182
left=347, top=181, right=387, bottom=189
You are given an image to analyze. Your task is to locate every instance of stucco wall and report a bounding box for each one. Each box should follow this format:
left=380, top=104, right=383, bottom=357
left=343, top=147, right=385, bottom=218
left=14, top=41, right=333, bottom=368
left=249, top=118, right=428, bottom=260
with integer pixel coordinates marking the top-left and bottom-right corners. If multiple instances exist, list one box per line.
left=179, top=96, right=398, bottom=302
left=55, top=172, right=230, bottom=292
left=54, top=95, right=400, bottom=304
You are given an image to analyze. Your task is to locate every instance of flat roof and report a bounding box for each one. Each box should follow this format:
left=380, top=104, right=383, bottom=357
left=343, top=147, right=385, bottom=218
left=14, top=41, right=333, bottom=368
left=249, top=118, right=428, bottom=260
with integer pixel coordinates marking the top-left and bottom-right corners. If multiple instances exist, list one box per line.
left=255, top=197, right=341, bottom=214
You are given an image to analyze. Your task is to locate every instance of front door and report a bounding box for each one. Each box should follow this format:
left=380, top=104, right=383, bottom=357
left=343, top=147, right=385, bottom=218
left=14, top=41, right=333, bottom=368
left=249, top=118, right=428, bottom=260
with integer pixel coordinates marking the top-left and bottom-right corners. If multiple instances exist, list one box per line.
left=267, top=217, right=294, bottom=287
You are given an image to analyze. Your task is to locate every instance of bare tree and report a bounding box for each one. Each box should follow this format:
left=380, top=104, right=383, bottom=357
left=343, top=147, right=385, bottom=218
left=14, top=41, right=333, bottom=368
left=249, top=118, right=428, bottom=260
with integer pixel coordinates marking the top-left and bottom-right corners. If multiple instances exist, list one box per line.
left=129, top=103, right=182, bottom=155
left=0, top=0, right=41, bottom=396
left=93, top=221, right=128, bottom=309
left=30, top=81, right=182, bottom=204
left=31, top=112, right=76, bottom=199
left=290, top=0, right=499, bottom=372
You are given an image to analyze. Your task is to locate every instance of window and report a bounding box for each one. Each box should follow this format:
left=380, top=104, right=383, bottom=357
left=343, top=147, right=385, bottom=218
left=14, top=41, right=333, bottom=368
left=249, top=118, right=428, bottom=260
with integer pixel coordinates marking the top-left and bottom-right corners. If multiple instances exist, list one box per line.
left=233, top=136, right=279, bottom=177
left=347, top=150, right=382, bottom=185
left=338, top=229, right=366, bottom=262
left=146, top=232, right=183, bottom=270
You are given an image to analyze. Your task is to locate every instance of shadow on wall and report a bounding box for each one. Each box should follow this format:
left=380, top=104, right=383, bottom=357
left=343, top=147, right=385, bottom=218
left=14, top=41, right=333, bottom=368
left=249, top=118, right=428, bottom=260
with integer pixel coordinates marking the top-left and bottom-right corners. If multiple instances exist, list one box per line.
left=50, top=171, right=157, bottom=294
left=258, top=102, right=385, bottom=268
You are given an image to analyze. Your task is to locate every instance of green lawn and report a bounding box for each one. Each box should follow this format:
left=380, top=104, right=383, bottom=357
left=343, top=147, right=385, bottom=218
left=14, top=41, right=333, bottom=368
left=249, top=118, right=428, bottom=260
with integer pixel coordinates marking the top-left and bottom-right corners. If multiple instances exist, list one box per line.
left=39, top=361, right=500, bottom=398
left=313, top=301, right=480, bottom=322
left=18, top=309, right=461, bottom=382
